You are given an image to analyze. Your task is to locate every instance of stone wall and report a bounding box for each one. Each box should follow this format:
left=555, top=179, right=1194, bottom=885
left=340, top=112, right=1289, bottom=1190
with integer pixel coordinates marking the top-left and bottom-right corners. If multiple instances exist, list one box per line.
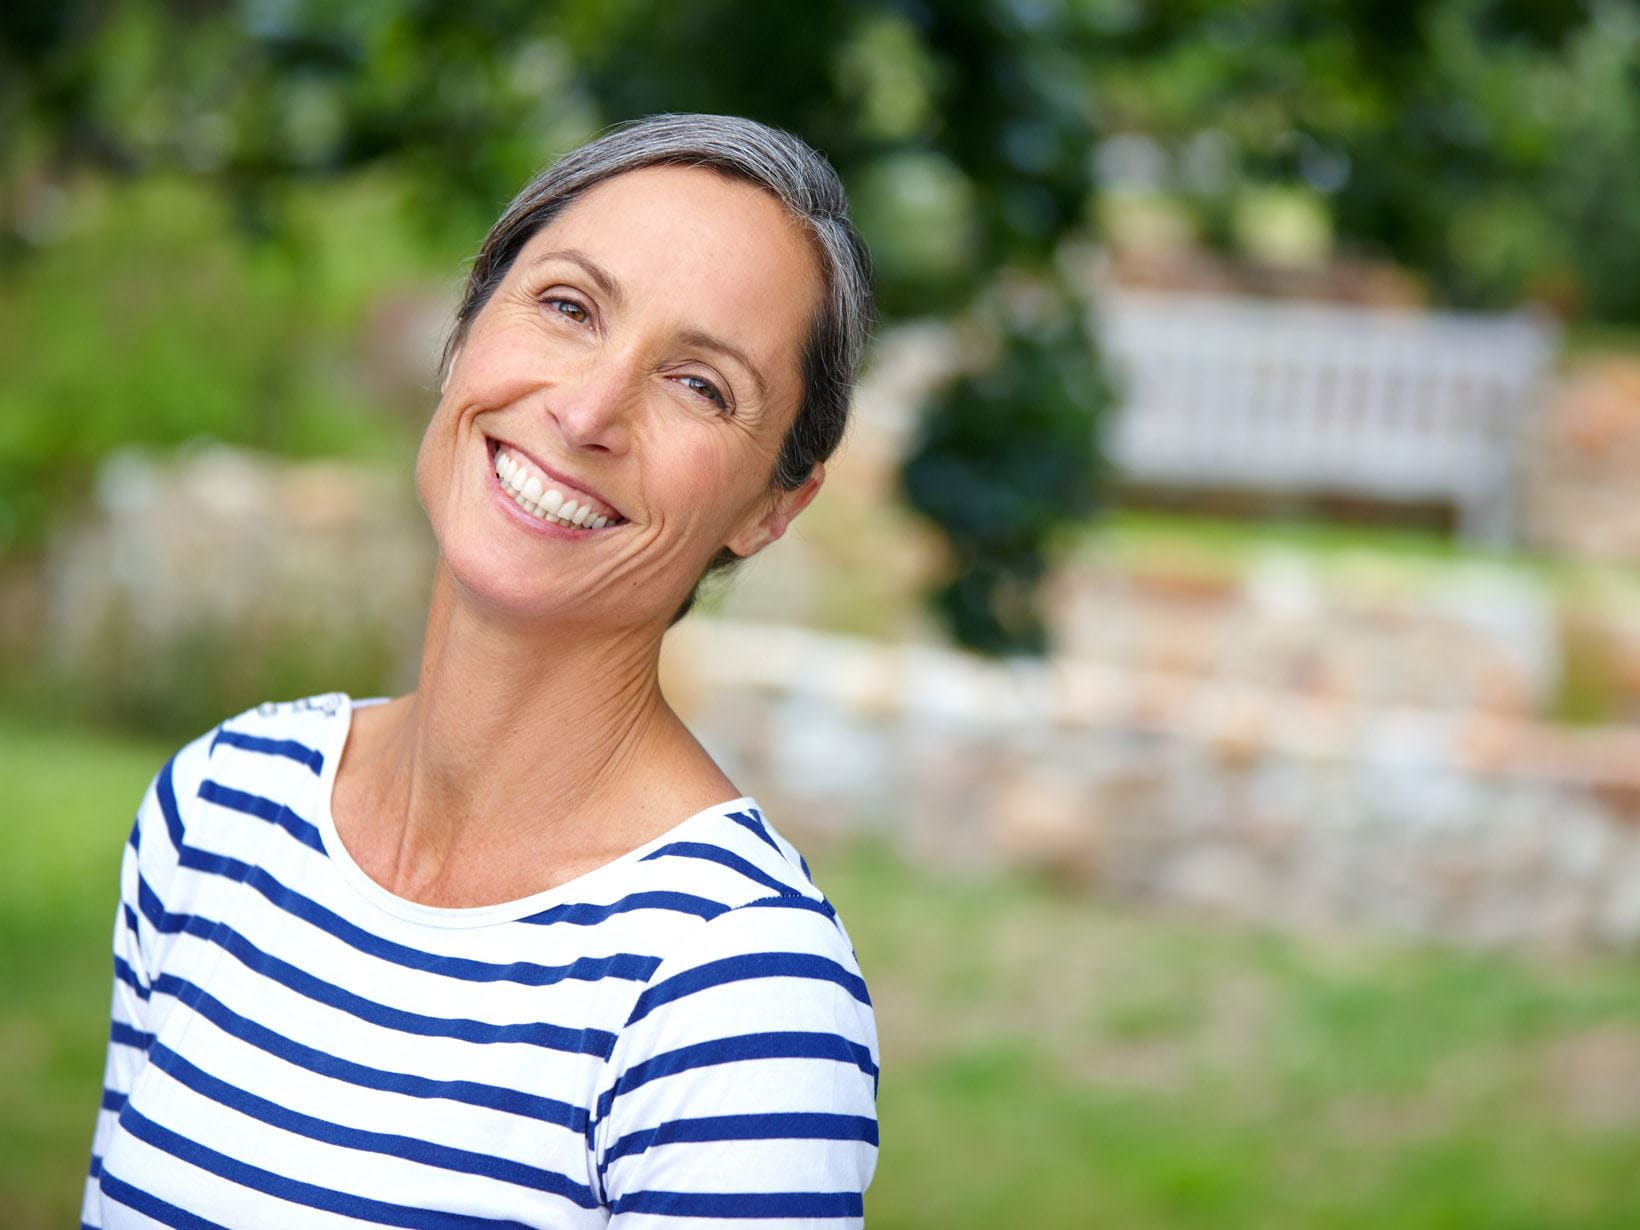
left=31, top=440, right=1640, bottom=950
left=40, top=444, right=433, bottom=727
left=664, top=618, right=1640, bottom=952
left=1523, top=357, right=1640, bottom=565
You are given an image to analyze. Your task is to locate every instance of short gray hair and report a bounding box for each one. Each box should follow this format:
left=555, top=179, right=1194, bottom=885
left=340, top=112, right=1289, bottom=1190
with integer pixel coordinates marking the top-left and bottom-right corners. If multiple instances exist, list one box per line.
left=443, top=112, right=874, bottom=496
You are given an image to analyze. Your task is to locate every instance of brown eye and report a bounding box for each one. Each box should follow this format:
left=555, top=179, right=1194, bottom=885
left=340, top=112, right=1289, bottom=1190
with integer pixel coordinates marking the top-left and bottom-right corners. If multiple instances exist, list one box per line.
left=679, top=374, right=728, bottom=412
left=545, top=297, right=589, bottom=324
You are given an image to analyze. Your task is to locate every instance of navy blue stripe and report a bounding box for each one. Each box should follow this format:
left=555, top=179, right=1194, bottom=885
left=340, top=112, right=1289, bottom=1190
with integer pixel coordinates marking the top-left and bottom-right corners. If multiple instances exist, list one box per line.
left=178, top=843, right=659, bottom=987
left=610, top=1189, right=863, bottom=1218
left=520, top=890, right=728, bottom=928
left=211, top=728, right=325, bottom=775
left=113, top=953, right=151, bottom=1000
left=111, top=1020, right=153, bottom=1052
left=628, top=953, right=871, bottom=1026
left=738, top=894, right=837, bottom=923
left=133, top=876, right=616, bottom=1054
left=154, top=755, right=185, bottom=852
left=641, top=842, right=798, bottom=899
left=100, top=1169, right=228, bottom=1229
left=115, top=1108, right=535, bottom=1229
left=223, top=931, right=615, bottom=1052
left=725, top=809, right=781, bottom=855
left=123, top=901, right=142, bottom=941
left=132, top=906, right=615, bottom=1054
left=147, top=1042, right=599, bottom=1208
left=604, top=1112, right=878, bottom=1167
left=101, top=1087, right=127, bottom=1113
left=137, top=871, right=188, bottom=933
left=196, top=779, right=326, bottom=854
left=88, top=1153, right=101, bottom=1180
left=598, top=1032, right=879, bottom=1121
left=154, top=972, right=587, bottom=1131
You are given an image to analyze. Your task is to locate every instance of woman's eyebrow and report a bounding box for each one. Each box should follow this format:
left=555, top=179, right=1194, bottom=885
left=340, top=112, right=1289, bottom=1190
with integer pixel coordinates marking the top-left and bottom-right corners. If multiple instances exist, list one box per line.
left=675, top=328, right=771, bottom=403
left=527, top=247, right=626, bottom=309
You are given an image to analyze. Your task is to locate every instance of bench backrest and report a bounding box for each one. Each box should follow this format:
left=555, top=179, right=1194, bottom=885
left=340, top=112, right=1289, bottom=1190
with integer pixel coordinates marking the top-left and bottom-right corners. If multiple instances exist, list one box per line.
left=1095, top=290, right=1560, bottom=541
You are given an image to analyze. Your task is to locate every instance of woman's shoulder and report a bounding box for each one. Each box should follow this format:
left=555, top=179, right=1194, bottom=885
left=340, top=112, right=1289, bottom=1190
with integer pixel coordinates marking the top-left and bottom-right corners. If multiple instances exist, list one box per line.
left=592, top=801, right=878, bottom=1175
left=208, top=690, right=356, bottom=748
left=137, top=692, right=354, bottom=833
left=609, top=800, right=869, bottom=995
left=632, top=800, right=834, bottom=917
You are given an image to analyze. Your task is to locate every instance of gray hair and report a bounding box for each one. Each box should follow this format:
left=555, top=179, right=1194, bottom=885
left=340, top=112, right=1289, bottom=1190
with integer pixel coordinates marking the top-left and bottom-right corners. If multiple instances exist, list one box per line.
left=443, top=110, right=874, bottom=490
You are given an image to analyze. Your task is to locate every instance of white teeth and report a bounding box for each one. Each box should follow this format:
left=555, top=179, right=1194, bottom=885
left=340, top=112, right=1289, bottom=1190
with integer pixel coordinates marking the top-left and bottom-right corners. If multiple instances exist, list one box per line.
left=493, top=446, right=619, bottom=530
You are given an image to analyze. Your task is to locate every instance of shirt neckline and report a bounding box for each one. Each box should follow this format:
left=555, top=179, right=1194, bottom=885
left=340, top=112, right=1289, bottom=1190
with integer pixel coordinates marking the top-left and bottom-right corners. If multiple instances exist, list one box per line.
left=311, top=692, right=759, bottom=929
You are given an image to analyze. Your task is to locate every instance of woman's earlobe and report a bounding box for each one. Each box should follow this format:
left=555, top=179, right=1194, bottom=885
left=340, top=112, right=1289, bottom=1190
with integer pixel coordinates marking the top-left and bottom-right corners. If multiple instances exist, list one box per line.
left=726, top=463, right=826, bottom=558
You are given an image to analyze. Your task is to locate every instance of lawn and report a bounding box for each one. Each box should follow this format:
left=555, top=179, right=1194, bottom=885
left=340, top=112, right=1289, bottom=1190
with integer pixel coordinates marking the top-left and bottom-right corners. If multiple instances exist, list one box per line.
left=4, top=713, right=1638, bottom=1228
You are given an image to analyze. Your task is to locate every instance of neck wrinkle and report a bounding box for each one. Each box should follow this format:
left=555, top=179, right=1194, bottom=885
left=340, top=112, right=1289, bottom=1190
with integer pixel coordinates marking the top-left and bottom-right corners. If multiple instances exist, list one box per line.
left=370, top=558, right=683, bottom=900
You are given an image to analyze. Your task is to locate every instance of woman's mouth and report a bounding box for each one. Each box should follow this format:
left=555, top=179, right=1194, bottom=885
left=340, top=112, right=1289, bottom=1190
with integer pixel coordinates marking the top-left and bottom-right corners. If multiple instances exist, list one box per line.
left=489, top=442, right=626, bottom=531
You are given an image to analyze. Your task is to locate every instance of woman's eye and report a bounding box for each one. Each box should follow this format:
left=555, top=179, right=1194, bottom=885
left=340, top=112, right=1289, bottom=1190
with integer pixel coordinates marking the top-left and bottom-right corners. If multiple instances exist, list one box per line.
left=679, top=374, right=729, bottom=412
left=545, top=297, right=589, bottom=325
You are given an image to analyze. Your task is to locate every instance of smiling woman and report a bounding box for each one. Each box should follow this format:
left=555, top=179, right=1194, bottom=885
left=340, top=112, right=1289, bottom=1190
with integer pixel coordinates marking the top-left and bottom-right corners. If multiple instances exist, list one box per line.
left=83, top=115, right=879, bottom=1229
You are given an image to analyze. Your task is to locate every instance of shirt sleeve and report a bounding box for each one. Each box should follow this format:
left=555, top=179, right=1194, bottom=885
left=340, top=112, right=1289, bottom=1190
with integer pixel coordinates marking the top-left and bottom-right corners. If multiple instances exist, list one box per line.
left=82, top=734, right=210, bottom=1227
left=593, top=896, right=880, bottom=1228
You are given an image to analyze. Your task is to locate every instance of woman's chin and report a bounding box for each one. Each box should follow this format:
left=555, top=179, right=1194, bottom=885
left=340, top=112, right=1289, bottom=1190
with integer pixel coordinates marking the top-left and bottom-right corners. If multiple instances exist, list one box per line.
left=436, top=537, right=564, bottom=618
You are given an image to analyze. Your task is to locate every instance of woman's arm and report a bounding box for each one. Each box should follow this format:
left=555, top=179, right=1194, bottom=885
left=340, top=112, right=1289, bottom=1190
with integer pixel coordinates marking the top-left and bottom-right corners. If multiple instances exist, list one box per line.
left=82, top=815, right=157, bottom=1225
left=593, top=897, right=880, bottom=1228
left=81, top=734, right=210, bottom=1227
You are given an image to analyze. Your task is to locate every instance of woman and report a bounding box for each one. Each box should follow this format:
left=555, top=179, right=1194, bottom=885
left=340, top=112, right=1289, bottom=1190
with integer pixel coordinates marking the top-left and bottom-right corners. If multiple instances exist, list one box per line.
left=85, top=113, right=879, bottom=1228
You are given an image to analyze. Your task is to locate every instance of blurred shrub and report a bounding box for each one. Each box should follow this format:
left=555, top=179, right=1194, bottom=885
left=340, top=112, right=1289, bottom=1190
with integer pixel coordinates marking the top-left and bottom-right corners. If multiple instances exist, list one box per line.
left=0, top=176, right=434, bottom=552
left=9, top=0, right=1640, bottom=662
left=903, top=279, right=1111, bottom=654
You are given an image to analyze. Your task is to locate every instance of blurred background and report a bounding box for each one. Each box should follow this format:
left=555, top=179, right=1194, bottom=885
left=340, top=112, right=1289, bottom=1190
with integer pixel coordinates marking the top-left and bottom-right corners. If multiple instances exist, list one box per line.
left=4, top=1, right=1640, bottom=1225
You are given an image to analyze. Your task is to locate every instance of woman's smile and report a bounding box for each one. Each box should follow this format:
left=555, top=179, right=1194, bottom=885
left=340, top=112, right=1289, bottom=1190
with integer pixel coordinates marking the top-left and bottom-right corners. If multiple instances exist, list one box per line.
left=484, top=436, right=627, bottom=534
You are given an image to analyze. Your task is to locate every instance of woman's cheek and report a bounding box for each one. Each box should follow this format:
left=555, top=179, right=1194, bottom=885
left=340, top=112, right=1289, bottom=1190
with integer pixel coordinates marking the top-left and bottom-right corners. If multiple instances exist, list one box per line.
left=412, top=404, right=453, bottom=520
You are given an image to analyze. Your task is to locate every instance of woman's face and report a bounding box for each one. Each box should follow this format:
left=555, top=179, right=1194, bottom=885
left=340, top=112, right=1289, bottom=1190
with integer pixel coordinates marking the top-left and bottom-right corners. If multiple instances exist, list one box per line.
left=416, top=165, right=825, bottom=632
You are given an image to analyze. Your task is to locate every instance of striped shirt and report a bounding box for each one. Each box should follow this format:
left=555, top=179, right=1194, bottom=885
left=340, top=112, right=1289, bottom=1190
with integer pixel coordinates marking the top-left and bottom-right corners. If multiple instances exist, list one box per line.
left=84, top=693, right=879, bottom=1228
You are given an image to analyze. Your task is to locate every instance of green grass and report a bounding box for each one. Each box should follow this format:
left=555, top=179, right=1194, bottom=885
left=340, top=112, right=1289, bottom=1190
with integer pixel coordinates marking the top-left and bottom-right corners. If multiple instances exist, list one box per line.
left=1080, top=507, right=1640, bottom=593
left=820, top=843, right=1640, bottom=1229
left=0, top=714, right=171, bottom=1227
left=4, top=716, right=1639, bottom=1228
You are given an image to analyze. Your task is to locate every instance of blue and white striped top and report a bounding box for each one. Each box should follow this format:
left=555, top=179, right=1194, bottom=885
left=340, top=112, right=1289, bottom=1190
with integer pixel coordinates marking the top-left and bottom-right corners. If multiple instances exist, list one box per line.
left=85, top=693, right=879, bottom=1228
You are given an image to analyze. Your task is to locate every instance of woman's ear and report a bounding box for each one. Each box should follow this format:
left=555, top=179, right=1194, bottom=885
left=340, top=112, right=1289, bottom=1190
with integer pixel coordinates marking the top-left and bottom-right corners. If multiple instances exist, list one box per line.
left=725, top=463, right=826, bottom=558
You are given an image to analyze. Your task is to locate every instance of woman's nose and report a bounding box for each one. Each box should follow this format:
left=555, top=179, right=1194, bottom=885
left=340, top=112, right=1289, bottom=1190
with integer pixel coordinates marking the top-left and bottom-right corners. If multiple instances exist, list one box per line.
left=546, top=357, right=637, bottom=454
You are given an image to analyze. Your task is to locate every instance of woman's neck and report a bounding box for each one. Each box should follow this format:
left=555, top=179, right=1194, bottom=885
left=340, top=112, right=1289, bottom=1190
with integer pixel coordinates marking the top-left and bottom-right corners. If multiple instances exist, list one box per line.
left=335, top=560, right=734, bottom=907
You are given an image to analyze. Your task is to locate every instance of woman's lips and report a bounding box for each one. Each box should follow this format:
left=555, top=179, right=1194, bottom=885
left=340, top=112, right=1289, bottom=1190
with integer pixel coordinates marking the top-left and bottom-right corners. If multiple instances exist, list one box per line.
left=487, top=438, right=626, bottom=530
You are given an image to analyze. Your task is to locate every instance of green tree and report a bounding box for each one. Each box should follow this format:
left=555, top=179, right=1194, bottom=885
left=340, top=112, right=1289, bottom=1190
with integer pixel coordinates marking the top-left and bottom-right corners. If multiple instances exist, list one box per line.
left=8, top=0, right=1640, bottom=652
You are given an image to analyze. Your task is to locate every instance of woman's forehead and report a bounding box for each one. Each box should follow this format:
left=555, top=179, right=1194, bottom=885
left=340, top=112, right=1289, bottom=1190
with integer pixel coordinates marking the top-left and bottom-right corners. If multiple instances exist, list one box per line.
left=516, top=166, right=821, bottom=353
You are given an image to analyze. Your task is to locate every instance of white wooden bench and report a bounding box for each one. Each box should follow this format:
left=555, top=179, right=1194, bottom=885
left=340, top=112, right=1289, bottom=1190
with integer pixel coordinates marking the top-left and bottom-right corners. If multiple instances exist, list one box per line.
left=1094, top=290, right=1560, bottom=543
